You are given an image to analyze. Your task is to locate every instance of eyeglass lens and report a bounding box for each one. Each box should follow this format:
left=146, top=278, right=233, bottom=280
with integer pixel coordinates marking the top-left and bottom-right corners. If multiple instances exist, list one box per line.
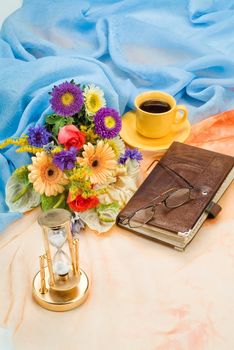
left=165, top=188, right=190, bottom=208
left=128, top=188, right=191, bottom=228
left=129, top=206, right=155, bottom=228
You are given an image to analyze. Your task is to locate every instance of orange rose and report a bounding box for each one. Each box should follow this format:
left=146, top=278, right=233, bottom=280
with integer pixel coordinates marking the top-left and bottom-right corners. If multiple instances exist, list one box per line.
left=67, top=193, right=99, bottom=212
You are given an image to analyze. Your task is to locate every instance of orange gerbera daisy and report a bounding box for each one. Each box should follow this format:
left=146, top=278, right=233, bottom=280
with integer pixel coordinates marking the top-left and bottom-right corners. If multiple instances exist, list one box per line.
left=28, top=152, right=69, bottom=196
left=77, top=140, right=116, bottom=184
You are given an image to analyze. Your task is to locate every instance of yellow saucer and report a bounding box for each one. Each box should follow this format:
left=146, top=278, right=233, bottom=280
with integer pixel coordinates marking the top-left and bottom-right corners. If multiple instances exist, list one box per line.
left=120, top=110, right=191, bottom=152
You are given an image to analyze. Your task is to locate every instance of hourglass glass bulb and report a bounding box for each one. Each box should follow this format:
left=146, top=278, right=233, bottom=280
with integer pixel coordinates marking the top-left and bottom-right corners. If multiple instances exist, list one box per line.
left=48, top=228, right=66, bottom=249
left=53, top=250, right=70, bottom=276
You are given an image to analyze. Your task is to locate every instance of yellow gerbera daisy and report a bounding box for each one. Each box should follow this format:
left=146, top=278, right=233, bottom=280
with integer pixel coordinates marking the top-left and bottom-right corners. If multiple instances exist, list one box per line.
left=28, top=152, right=69, bottom=196
left=83, top=84, right=106, bottom=116
left=77, top=140, right=116, bottom=184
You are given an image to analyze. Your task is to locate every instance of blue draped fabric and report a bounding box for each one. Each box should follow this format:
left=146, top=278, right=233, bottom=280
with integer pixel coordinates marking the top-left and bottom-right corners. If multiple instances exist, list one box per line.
left=0, top=0, right=234, bottom=231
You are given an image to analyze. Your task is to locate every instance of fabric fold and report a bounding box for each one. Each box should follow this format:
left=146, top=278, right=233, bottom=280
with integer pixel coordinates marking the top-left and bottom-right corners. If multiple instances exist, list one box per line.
left=0, top=0, right=234, bottom=231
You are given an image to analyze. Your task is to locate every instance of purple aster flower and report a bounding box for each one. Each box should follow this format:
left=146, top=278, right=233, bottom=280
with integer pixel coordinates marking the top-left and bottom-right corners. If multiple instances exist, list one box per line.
left=50, top=81, right=84, bottom=117
left=28, top=125, right=51, bottom=147
left=119, top=148, right=143, bottom=164
left=94, top=107, right=122, bottom=139
left=53, top=147, right=77, bottom=171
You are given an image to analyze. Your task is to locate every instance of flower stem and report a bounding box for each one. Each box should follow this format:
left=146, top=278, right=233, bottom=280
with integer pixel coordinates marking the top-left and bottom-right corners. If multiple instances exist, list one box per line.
left=53, top=193, right=65, bottom=209
left=51, top=134, right=59, bottom=145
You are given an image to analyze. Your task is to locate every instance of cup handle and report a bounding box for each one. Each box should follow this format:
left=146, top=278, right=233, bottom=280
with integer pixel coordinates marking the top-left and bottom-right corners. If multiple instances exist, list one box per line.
left=173, top=105, right=188, bottom=129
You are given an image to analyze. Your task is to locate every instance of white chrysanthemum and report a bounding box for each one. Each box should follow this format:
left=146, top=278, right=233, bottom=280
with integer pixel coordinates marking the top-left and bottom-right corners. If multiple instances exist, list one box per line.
left=107, top=136, right=125, bottom=158
left=125, top=158, right=140, bottom=182
left=83, top=84, right=106, bottom=116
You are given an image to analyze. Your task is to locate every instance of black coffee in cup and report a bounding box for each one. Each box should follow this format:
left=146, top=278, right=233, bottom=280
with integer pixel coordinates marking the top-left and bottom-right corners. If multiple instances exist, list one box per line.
left=139, top=99, right=171, bottom=113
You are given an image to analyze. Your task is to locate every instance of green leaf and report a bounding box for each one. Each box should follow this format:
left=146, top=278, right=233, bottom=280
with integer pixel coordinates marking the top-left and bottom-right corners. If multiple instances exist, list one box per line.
left=6, top=173, right=40, bottom=213
left=46, top=114, right=74, bottom=125
left=45, top=115, right=74, bottom=137
left=96, top=202, right=120, bottom=223
left=41, top=193, right=67, bottom=211
left=13, top=166, right=30, bottom=185
left=12, top=185, right=30, bottom=203
left=45, top=114, right=62, bottom=125
left=52, top=123, right=61, bottom=137
left=10, top=167, right=32, bottom=203
left=64, top=117, right=74, bottom=125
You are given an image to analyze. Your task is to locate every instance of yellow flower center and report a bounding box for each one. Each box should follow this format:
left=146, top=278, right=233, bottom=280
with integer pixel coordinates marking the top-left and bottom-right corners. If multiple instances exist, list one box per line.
left=86, top=93, right=102, bottom=113
left=61, top=92, right=74, bottom=106
left=104, top=116, right=116, bottom=129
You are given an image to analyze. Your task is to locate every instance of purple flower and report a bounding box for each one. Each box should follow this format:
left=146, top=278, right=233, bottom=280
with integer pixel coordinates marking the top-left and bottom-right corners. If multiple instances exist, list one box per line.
left=94, top=107, right=122, bottom=139
left=28, top=125, right=51, bottom=147
left=50, top=81, right=84, bottom=117
left=119, top=148, right=143, bottom=164
left=53, top=147, right=77, bottom=171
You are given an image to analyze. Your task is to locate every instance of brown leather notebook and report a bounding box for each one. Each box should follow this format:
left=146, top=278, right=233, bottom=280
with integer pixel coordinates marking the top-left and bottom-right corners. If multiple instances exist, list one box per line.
left=117, top=142, right=234, bottom=250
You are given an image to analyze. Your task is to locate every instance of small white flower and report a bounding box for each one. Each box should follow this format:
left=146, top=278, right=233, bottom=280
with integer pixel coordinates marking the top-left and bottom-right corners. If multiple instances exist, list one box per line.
left=125, top=159, right=140, bottom=181
left=83, top=84, right=106, bottom=116
left=107, top=136, right=125, bottom=158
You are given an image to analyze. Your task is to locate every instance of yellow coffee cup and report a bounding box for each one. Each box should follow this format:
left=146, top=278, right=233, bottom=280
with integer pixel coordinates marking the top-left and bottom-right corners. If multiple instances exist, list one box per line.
left=135, top=91, right=188, bottom=138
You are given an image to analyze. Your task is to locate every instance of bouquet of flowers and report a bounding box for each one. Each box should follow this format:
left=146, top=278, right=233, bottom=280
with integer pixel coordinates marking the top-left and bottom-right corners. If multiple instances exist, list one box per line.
left=0, top=81, right=142, bottom=233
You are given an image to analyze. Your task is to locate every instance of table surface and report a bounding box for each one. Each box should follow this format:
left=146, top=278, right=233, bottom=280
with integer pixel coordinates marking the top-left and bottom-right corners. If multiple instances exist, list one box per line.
left=0, top=149, right=234, bottom=350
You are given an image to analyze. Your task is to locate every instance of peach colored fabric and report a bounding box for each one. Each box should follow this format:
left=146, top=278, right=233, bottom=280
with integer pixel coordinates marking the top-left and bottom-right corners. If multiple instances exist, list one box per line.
left=186, top=109, right=234, bottom=156
left=0, top=111, right=234, bottom=350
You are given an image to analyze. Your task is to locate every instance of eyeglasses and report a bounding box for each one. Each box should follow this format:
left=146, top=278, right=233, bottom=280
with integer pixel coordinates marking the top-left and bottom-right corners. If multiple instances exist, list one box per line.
left=120, top=161, right=203, bottom=229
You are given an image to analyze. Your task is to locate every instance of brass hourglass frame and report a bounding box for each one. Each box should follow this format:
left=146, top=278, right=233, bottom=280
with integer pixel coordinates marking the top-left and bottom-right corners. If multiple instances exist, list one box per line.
left=32, top=209, right=89, bottom=312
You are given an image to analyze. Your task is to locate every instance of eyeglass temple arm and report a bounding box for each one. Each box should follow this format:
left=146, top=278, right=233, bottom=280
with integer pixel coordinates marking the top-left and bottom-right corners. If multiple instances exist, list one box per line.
left=147, top=159, right=194, bottom=189
left=149, top=187, right=178, bottom=204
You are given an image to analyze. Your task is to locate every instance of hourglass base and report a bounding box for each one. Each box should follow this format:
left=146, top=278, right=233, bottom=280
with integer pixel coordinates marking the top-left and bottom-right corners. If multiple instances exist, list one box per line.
left=32, top=267, right=90, bottom=311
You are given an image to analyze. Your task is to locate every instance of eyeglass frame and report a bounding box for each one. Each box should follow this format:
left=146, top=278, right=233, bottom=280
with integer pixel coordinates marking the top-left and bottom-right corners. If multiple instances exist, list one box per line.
left=119, top=160, right=200, bottom=228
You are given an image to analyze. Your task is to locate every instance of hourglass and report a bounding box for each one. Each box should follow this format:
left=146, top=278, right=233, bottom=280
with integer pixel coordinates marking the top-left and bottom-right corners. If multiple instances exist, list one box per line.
left=32, top=208, right=89, bottom=311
